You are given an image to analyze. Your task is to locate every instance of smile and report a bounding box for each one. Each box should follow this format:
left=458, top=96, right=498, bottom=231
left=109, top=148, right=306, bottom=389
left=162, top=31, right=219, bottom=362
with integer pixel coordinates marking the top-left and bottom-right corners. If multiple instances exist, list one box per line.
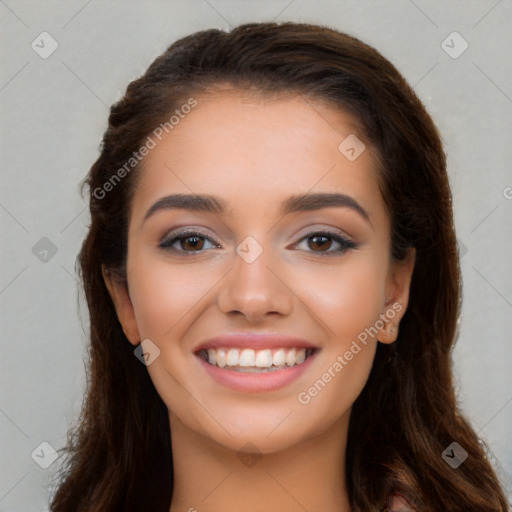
left=195, top=346, right=319, bottom=392
left=197, top=347, right=316, bottom=372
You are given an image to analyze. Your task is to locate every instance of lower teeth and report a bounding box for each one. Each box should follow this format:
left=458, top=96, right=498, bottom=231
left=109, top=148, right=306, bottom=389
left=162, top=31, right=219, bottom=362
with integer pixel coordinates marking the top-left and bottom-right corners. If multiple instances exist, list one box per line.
left=227, top=365, right=291, bottom=373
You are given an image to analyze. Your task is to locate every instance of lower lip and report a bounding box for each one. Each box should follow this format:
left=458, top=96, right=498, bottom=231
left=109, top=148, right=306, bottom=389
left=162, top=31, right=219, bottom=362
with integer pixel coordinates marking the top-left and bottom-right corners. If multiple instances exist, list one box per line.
left=196, top=352, right=317, bottom=393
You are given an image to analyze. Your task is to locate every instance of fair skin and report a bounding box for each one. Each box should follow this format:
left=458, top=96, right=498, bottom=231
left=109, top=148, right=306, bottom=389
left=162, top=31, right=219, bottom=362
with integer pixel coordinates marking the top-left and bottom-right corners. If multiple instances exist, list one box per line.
left=104, top=89, right=415, bottom=512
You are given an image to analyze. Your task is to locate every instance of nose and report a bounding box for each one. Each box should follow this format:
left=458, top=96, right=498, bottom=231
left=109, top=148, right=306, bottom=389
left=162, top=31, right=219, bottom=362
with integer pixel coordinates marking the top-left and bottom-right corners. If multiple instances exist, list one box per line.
left=216, top=243, right=294, bottom=323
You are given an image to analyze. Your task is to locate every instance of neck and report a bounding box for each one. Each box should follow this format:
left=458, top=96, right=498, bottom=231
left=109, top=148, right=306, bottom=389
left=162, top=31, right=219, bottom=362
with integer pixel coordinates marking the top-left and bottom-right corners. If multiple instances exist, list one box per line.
left=168, top=412, right=352, bottom=512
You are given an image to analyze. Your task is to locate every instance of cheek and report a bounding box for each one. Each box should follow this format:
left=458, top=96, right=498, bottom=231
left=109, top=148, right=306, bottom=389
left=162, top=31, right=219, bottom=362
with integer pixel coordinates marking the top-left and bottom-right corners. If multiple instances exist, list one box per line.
left=126, top=255, right=220, bottom=433
left=290, top=253, right=388, bottom=343
left=292, top=268, right=382, bottom=408
left=127, top=253, right=220, bottom=340
left=270, top=254, right=386, bottom=431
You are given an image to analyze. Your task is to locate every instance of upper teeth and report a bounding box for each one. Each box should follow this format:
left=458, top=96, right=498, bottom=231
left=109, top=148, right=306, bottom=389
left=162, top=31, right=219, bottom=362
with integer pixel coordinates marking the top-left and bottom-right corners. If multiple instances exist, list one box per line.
left=202, top=347, right=308, bottom=369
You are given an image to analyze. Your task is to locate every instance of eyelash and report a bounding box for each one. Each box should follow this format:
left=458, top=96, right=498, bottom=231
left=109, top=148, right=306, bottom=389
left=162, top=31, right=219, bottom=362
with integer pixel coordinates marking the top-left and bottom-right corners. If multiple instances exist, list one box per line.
left=158, top=229, right=357, bottom=256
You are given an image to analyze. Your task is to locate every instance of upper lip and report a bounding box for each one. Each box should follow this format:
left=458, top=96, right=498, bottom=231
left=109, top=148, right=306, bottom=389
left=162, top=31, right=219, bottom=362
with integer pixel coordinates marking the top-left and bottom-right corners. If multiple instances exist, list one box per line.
left=193, top=333, right=319, bottom=353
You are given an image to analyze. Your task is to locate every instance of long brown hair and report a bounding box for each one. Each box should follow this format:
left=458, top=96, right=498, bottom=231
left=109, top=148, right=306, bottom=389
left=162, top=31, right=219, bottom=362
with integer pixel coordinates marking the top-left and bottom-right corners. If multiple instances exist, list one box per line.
left=50, top=22, right=508, bottom=511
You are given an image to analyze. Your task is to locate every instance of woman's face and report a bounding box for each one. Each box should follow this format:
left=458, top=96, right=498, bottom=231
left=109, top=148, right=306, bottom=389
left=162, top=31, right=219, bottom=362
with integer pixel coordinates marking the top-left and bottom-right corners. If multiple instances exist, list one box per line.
left=106, top=89, right=414, bottom=455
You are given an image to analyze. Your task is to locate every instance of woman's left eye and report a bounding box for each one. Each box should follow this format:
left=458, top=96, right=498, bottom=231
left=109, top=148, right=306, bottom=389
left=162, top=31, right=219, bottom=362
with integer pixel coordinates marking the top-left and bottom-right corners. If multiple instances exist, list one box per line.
left=293, top=231, right=357, bottom=255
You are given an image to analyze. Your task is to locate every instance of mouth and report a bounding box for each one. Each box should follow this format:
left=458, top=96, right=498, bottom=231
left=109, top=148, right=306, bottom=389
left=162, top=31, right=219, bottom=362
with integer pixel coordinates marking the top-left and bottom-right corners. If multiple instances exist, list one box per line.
left=195, top=347, right=317, bottom=373
left=193, top=334, right=320, bottom=392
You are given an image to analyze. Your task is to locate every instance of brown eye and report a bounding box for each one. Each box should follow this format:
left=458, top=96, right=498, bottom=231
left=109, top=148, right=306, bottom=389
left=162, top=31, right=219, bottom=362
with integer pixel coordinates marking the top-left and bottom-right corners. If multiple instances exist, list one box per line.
left=308, top=235, right=333, bottom=252
left=294, top=231, right=357, bottom=255
left=159, top=230, right=219, bottom=253
left=180, top=235, right=205, bottom=251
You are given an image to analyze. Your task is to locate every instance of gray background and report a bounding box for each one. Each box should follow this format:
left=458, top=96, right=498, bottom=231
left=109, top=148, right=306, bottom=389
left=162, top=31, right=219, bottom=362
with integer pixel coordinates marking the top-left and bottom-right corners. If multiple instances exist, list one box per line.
left=1, top=1, right=511, bottom=510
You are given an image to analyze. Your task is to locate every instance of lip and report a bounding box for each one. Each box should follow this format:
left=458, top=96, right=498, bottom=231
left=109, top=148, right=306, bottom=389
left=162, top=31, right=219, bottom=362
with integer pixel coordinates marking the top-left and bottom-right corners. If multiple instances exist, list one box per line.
left=196, top=350, right=318, bottom=392
left=193, top=333, right=320, bottom=393
left=193, top=333, right=319, bottom=352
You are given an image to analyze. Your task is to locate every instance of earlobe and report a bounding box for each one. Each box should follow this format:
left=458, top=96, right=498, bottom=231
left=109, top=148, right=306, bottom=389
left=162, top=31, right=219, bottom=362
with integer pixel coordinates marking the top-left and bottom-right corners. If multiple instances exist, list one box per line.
left=377, top=248, right=416, bottom=344
left=377, top=323, right=399, bottom=344
left=102, top=264, right=141, bottom=346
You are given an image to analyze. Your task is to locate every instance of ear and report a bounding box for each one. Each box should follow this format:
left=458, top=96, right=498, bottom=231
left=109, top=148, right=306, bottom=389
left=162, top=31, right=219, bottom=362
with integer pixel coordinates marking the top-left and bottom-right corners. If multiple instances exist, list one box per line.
left=377, top=248, right=416, bottom=344
left=102, top=264, right=141, bottom=346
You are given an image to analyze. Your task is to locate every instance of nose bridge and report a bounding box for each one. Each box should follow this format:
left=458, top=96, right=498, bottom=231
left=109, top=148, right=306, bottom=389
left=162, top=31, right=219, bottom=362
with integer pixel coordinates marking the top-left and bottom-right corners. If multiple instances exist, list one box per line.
left=217, top=235, right=293, bottom=321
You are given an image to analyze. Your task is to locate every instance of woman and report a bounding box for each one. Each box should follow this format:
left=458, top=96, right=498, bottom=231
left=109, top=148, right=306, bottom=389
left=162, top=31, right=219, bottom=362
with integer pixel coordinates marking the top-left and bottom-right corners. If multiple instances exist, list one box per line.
left=50, top=22, right=509, bottom=512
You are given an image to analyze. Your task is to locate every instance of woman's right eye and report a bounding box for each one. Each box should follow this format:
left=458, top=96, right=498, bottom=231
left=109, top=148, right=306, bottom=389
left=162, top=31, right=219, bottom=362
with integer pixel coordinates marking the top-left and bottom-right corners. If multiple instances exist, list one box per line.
left=159, top=231, right=220, bottom=253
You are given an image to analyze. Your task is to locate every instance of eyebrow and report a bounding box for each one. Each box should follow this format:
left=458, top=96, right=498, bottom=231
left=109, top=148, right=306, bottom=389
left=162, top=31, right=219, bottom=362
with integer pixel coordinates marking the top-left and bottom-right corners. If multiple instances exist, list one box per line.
left=142, top=192, right=371, bottom=225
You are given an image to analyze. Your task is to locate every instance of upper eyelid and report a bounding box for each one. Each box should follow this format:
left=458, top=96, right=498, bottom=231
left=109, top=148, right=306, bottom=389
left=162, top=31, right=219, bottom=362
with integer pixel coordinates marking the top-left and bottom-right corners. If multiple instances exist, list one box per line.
left=292, top=224, right=354, bottom=240
left=159, top=229, right=219, bottom=248
left=173, top=221, right=350, bottom=236
left=160, top=227, right=216, bottom=240
left=160, top=226, right=351, bottom=240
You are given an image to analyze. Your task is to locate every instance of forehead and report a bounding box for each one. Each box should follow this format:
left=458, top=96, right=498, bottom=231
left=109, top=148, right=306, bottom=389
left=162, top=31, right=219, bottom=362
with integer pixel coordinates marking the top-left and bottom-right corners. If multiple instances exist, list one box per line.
left=131, top=89, right=385, bottom=224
